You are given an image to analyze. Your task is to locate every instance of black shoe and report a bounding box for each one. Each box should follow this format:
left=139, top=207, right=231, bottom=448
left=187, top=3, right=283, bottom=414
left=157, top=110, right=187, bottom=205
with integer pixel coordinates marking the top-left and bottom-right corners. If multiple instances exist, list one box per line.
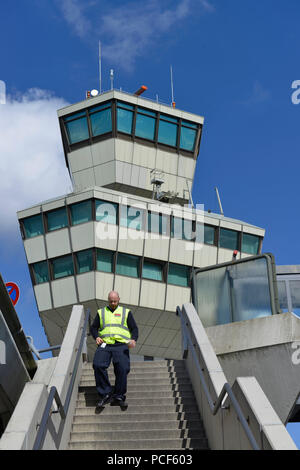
left=96, top=393, right=112, bottom=409
left=110, top=397, right=128, bottom=410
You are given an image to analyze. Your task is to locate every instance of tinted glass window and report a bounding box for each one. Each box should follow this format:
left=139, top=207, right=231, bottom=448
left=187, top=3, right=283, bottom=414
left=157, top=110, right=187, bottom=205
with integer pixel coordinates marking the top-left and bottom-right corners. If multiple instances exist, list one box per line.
left=147, top=212, right=168, bottom=235
left=96, top=199, right=118, bottom=224
left=196, top=224, right=215, bottom=245
left=90, top=107, right=112, bottom=136
left=76, top=249, right=94, bottom=274
left=116, top=253, right=139, bottom=278
left=219, top=228, right=239, bottom=250
left=97, top=249, right=114, bottom=273
left=47, top=207, right=68, bottom=232
left=142, top=260, right=163, bottom=281
left=242, top=233, right=260, bottom=255
left=168, top=263, right=190, bottom=287
left=65, top=115, right=89, bottom=144
left=70, top=200, right=92, bottom=226
left=180, top=126, right=197, bottom=151
left=33, top=261, right=49, bottom=284
left=135, top=111, right=156, bottom=140
left=158, top=117, right=178, bottom=147
left=23, top=214, right=44, bottom=238
left=52, top=255, right=74, bottom=280
left=117, top=103, right=134, bottom=134
left=171, top=217, right=194, bottom=241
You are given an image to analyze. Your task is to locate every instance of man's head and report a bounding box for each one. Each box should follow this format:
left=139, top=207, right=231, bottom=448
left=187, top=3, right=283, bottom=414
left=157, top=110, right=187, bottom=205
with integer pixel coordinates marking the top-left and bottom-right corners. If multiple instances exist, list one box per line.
left=108, top=290, right=120, bottom=311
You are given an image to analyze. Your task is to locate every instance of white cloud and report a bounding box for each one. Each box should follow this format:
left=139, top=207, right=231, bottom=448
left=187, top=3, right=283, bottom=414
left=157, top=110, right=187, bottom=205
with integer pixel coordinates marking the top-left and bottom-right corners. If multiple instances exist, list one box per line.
left=57, top=0, right=92, bottom=39
left=241, top=81, right=271, bottom=106
left=55, top=0, right=215, bottom=71
left=0, top=88, right=71, bottom=236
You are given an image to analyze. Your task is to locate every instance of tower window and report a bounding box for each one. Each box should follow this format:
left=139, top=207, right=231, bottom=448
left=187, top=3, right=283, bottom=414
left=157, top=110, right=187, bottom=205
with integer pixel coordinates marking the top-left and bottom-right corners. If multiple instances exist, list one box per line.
left=46, top=207, right=68, bottom=232
left=70, top=200, right=92, bottom=226
left=32, top=261, right=49, bottom=284
left=52, top=255, right=74, bottom=280
left=117, top=102, right=134, bottom=134
left=242, top=233, right=260, bottom=255
left=116, top=253, right=139, bottom=278
left=219, top=228, right=239, bottom=250
left=97, top=249, right=114, bottom=273
left=23, top=214, right=44, bottom=238
left=135, top=107, right=156, bottom=140
left=64, top=111, right=89, bottom=144
left=76, top=249, right=94, bottom=274
left=89, top=102, right=112, bottom=137
left=158, top=114, right=178, bottom=147
left=168, top=263, right=190, bottom=287
left=180, top=120, right=198, bottom=151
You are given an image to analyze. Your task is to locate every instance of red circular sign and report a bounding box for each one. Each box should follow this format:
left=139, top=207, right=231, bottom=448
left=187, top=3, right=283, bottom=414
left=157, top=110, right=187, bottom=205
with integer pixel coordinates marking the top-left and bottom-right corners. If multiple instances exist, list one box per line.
left=5, top=282, right=20, bottom=307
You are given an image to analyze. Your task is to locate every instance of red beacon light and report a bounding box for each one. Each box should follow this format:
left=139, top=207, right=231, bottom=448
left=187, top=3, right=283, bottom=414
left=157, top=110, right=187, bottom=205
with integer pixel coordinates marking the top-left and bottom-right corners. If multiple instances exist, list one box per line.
left=134, top=85, right=148, bottom=96
left=232, top=250, right=238, bottom=260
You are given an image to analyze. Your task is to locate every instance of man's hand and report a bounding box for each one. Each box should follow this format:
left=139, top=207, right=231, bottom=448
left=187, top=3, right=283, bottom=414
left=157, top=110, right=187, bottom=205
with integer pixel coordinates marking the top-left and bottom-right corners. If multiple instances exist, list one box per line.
left=128, top=339, right=136, bottom=349
left=96, top=337, right=104, bottom=346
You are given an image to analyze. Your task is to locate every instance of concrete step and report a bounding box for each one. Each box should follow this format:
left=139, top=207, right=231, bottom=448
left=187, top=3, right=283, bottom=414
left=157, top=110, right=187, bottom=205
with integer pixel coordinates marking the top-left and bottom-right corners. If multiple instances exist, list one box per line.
left=73, top=411, right=201, bottom=424
left=75, top=396, right=197, bottom=408
left=71, top=419, right=204, bottom=432
left=80, top=377, right=192, bottom=387
left=74, top=403, right=199, bottom=416
left=80, top=382, right=194, bottom=393
left=81, top=365, right=187, bottom=375
left=69, top=428, right=206, bottom=443
left=77, top=389, right=195, bottom=400
left=68, top=360, right=209, bottom=450
left=81, top=371, right=189, bottom=381
left=82, top=360, right=184, bottom=370
left=68, top=437, right=208, bottom=450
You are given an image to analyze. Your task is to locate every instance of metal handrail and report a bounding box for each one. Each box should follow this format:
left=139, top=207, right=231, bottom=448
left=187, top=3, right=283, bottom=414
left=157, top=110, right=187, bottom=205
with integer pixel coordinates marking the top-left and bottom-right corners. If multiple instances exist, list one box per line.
left=32, top=309, right=90, bottom=450
left=176, top=306, right=260, bottom=451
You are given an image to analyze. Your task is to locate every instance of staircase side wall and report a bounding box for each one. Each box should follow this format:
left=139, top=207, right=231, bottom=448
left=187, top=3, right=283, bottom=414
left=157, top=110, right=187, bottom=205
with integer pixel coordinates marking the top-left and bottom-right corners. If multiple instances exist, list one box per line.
left=182, top=303, right=298, bottom=450
left=0, top=305, right=85, bottom=450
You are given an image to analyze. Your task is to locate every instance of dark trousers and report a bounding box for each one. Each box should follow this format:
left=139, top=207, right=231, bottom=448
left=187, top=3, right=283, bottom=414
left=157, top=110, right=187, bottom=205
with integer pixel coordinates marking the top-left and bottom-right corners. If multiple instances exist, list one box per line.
left=92, top=343, right=130, bottom=400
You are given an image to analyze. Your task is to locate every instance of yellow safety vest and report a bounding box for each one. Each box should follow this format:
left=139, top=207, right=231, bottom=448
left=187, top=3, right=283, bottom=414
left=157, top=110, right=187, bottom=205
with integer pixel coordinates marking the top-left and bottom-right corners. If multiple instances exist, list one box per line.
left=98, top=306, right=131, bottom=344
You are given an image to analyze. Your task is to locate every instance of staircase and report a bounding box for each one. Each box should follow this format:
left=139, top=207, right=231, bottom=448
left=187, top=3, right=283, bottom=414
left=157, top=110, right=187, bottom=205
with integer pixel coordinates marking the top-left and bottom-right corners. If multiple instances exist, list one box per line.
left=68, top=359, right=209, bottom=450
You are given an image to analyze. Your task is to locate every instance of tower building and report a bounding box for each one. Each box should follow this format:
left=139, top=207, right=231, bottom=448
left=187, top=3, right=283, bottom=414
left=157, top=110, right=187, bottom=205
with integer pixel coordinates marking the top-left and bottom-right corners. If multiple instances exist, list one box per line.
left=17, top=89, right=265, bottom=360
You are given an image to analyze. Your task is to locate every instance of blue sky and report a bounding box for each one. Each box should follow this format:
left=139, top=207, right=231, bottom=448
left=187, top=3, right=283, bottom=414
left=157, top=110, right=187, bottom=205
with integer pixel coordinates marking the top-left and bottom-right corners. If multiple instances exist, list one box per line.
left=1, top=0, right=300, bottom=447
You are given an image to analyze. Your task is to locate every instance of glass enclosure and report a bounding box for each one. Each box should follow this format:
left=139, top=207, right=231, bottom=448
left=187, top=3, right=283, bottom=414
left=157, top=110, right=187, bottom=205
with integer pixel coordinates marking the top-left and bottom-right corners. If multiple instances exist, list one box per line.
left=277, top=273, right=300, bottom=317
left=192, top=254, right=280, bottom=327
left=63, top=100, right=200, bottom=154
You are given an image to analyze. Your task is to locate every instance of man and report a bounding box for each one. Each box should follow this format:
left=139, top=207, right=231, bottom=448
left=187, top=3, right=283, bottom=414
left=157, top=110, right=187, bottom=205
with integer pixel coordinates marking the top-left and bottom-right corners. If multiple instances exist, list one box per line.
left=90, top=290, right=138, bottom=411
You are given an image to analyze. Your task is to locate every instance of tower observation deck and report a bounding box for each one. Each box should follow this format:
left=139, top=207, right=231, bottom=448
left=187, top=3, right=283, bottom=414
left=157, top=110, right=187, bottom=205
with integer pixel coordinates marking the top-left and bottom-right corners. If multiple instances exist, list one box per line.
left=17, top=88, right=265, bottom=361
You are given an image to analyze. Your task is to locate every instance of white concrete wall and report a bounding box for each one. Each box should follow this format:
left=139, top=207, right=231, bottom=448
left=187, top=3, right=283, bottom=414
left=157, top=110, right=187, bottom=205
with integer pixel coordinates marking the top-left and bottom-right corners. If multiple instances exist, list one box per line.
left=0, top=305, right=86, bottom=450
left=181, top=303, right=297, bottom=450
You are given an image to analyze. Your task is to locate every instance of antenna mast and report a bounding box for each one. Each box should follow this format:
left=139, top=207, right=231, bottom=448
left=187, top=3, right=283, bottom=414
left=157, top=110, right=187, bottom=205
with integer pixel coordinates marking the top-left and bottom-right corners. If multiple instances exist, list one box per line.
left=215, top=187, right=224, bottom=216
left=99, top=41, right=102, bottom=94
left=110, top=69, right=114, bottom=90
left=170, top=65, right=175, bottom=108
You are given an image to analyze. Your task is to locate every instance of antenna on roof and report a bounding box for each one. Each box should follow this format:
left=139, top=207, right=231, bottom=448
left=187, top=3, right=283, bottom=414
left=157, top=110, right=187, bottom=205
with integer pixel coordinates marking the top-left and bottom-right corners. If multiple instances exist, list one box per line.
left=215, top=187, right=224, bottom=216
left=99, top=41, right=102, bottom=94
left=170, top=65, right=175, bottom=108
left=110, top=69, right=114, bottom=90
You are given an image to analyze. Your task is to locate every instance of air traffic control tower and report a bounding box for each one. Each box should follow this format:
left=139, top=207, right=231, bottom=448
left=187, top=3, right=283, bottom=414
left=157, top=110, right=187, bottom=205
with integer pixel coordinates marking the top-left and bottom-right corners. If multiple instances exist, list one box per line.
left=17, top=88, right=265, bottom=360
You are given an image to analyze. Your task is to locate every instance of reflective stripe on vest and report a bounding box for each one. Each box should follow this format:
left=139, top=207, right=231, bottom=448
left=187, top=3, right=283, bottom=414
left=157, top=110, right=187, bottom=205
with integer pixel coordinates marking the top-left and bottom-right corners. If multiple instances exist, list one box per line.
left=98, top=306, right=131, bottom=343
